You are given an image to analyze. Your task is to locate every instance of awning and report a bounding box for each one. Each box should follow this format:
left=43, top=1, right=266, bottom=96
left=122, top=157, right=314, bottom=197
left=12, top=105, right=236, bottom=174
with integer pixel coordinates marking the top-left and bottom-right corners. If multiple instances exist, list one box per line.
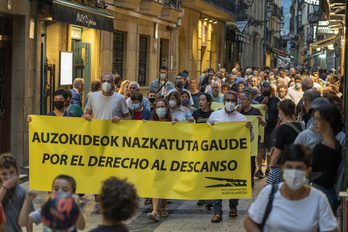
left=52, top=0, right=114, bottom=32
left=310, top=35, right=340, bottom=50
left=271, top=48, right=286, bottom=57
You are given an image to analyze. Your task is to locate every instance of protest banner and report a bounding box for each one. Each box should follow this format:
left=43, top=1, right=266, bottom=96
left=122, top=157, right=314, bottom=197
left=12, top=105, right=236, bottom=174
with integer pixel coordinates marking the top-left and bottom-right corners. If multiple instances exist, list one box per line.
left=251, top=104, right=266, bottom=143
left=29, top=116, right=252, bottom=199
left=245, top=116, right=259, bottom=157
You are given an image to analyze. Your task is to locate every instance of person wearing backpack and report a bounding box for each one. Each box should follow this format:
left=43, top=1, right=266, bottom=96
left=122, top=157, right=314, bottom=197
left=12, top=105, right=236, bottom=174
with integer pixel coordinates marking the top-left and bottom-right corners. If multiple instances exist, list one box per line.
left=267, top=99, right=305, bottom=185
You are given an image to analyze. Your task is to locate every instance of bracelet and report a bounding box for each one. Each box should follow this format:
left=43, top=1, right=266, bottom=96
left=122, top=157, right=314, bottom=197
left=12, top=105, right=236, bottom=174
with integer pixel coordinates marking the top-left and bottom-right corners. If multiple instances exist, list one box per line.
left=2, top=186, right=8, bottom=191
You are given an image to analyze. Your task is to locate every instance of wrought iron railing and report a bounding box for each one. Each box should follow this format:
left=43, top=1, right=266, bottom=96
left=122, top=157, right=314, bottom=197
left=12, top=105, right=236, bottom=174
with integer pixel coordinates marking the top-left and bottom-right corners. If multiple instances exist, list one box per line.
left=163, top=0, right=181, bottom=10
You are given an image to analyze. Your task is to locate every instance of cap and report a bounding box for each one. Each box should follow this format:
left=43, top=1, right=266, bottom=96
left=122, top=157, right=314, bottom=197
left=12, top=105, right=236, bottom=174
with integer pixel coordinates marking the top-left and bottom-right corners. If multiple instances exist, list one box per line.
left=180, top=73, right=188, bottom=79
left=310, top=97, right=331, bottom=110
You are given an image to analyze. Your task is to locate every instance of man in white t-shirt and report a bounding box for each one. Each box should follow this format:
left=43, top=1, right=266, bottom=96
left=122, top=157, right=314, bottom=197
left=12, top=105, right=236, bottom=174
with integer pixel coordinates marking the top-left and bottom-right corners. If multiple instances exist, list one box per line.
left=84, top=72, right=130, bottom=122
left=286, top=76, right=303, bottom=105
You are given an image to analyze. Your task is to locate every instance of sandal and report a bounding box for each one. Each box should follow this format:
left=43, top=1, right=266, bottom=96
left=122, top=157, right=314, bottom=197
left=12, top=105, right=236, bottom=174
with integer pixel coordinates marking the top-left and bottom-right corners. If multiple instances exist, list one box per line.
left=229, top=208, right=238, bottom=217
left=160, top=209, right=168, bottom=218
left=211, top=214, right=222, bottom=223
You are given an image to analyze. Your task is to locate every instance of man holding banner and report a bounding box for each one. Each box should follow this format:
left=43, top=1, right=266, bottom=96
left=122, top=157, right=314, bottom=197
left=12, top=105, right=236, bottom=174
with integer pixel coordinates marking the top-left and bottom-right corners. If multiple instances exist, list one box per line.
left=207, top=90, right=253, bottom=223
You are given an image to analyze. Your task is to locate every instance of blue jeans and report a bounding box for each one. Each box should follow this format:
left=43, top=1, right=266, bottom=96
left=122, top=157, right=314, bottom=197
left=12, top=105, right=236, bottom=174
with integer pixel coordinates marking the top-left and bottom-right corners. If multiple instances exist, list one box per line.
left=213, top=199, right=238, bottom=215
left=312, top=183, right=338, bottom=213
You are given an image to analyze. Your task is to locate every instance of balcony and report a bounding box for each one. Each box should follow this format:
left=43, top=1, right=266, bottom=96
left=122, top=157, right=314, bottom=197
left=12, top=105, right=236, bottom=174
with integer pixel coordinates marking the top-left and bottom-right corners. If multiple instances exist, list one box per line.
left=114, top=0, right=140, bottom=10
left=163, top=0, right=181, bottom=9
left=161, top=0, right=181, bottom=23
left=201, top=0, right=236, bottom=16
left=140, top=0, right=164, bottom=18
left=271, top=4, right=283, bottom=20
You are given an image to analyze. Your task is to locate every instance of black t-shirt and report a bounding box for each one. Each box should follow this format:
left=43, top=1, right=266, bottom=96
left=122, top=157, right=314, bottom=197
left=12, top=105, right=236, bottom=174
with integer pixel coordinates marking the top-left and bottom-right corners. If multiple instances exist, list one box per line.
left=255, top=95, right=279, bottom=130
left=89, top=224, right=129, bottom=232
left=192, top=109, right=214, bottom=123
left=275, top=122, right=304, bottom=150
left=46, top=111, right=75, bottom=117
left=240, top=107, right=262, bottom=116
left=312, top=143, right=341, bottom=189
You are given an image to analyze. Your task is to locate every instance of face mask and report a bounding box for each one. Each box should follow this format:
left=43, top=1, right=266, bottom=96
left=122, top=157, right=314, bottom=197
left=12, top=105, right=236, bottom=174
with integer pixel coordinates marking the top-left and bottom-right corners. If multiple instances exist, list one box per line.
left=278, top=93, right=285, bottom=99
left=176, top=83, right=183, bottom=89
left=225, top=102, right=235, bottom=111
left=169, top=100, right=177, bottom=108
left=182, top=100, right=189, bottom=106
left=269, top=81, right=274, bottom=84
left=149, top=98, right=156, bottom=103
left=54, top=101, right=65, bottom=110
left=156, top=108, right=166, bottom=118
left=160, top=74, right=166, bottom=79
left=262, top=91, right=271, bottom=97
left=102, top=82, right=112, bottom=92
left=283, top=169, right=307, bottom=191
left=295, top=83, right=302, bottom=89
left=133, top=103, right=141, bottom=110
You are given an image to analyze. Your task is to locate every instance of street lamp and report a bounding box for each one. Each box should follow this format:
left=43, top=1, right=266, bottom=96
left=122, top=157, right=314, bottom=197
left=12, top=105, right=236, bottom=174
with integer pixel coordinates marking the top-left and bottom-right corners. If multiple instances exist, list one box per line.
left=266, top=7, right=273, bottom=20
left=279, top=21, right=285, bottom=30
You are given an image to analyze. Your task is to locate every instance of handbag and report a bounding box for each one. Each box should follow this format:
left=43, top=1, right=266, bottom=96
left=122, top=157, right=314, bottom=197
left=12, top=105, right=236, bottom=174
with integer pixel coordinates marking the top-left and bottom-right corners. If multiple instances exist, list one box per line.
left=258, top=184, right=278, bottom=231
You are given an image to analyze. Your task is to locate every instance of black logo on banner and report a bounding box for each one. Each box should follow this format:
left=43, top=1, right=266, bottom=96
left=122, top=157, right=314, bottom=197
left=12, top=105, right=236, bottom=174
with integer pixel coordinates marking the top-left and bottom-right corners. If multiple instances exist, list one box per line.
left=204, top=177, right=247, bottom=188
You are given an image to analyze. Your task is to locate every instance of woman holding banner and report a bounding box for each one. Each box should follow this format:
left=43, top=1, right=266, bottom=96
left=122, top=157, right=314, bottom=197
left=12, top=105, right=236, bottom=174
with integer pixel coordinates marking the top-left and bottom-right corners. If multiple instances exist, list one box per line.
left=146, top=99, right=171, bottom=222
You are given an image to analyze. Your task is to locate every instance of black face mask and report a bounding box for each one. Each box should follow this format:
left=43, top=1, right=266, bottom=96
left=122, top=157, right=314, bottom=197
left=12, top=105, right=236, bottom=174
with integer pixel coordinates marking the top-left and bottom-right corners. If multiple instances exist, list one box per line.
left=176, top=83, right=183, bottom=89
left=262, top=91, right=271, bottom=97
left=54, top=101, right=65, bottom=110
left=148, top=98, right=156, bottom=103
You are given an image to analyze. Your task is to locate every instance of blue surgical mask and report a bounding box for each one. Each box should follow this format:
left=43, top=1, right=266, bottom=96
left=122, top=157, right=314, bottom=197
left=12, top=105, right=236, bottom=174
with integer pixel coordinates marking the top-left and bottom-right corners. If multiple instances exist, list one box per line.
left=156, top=108, right=166, bottom=118
left=133, top=103, right=141, bottom=110
left=182, top=100, right=189, bottom=106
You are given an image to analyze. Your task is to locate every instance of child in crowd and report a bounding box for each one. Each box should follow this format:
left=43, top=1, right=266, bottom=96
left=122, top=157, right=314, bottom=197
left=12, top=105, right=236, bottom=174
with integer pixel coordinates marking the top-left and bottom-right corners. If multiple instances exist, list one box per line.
left=0, top=153, right=34, bottom=232
left=90, top=176, right=139, bottom=232
left=19, top=174, right=85, bottom=231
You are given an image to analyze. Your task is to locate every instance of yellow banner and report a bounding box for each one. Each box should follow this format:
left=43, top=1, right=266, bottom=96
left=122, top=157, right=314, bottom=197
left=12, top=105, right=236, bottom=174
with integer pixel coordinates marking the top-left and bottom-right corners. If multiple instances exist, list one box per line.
left=245, top=116, right=258, bottom=157
left=251, top=104, right=266, bottom=143
left=29, top=116, right=252, bottom=199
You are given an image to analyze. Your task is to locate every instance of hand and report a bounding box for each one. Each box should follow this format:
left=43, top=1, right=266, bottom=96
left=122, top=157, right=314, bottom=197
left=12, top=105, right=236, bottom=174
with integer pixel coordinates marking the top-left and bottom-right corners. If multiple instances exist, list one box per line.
left=245, top=121, right=253, bottom=130
left=261, top=97, right=269, bottom=104
left=26, top=190, right=38, bottom=201
left=236, top=105, right=242, bottom=112
left=111, top=116, right=121, bottom=123
left=84, top=114, right=92, bottom=121
left=188, top=117, right=194, bottom=122
left=263, top=105, right=268, bottom=111
left=210, top=121, right=215, bottom=126
left=171, top=120, right=178, bottom=125
left=257, top=116, right=263, bottom=122
left=27, top=115, right=32, bottom=123
left=142, top=119, right=146, bottom=123
left=3, top=176, right=17, bottom=190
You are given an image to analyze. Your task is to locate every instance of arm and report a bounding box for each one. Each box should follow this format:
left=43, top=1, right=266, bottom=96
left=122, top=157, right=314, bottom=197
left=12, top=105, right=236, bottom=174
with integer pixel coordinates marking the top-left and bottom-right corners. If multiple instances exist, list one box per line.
left=18, top=190, right=37, bottom=227
left=0, top=176, right=17, bottom=203
left=257, top=116, right=267, bottom=127
left=0, top=224, right=4, bottom=232
left=26, top=223, right=33, bottom=232
left=72, top=194, right=86, bottom=230
left=270, top=148, right=282, bottom=167
left=243, top=214, right=261, bottom=232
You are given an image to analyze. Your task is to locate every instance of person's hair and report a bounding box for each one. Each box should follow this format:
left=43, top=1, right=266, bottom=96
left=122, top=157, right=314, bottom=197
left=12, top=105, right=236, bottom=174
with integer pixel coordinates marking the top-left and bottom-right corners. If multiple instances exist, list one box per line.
left=278, top=99, right=295, bottom=117
left=303, top=89, right=320, bottom=103
left=151, top=99, right=171, bottom=120
left=237, top=81, right=247, bottom=88
left=147, top=90, right=156, bottom=96
left=223, top=91, right=238, bottom=100
left=130, top=81, right=140, bottom=89
left=302, top=77, right=314, bottom=90
left=252, top=88, right=260, bottom=99
left=119, top=80, right=130, bottom=95
left=277, top=83, right=288, bottom=92
left=221, top=83, right=230, bottom=90
left=208, top=68, right=214, bottom=73
left=73, top=78, right=84, bottom=89
left=114, top=74, right=122, bottom=85
left=100, top=73, right=115, bottom=83
left=315, top=104, right=343, bottom=136
left=211, top=81, right=221, bottom=88
left=166, top=91, right=182, bottom=107
left=66, top=90, right=72, bottom=100
left=324, top=93, right=344, bottom=119
left=199, top=93, right=213, bottom=107
left=0, top=153, right=19, bottom=184
left=261, top=82, right=270, bottom=90
left=52, top=175, right=77, bottom=193
left=159, top=66, right=167, bottom=71
left=281, top=144, right=312, bottom=168
left=98, top=177, right=139, bottom=222
left=190, top=77, right=197, bottom=83
left=182, top=70, right=189, bottom=75
left=91, top=80, right=101, bottom=92
left=180, top=91, right=190, bottom=99
left=331, top=75, right=339, bottom=82
left=130, top=92, right=143, bottom=102
left=294, top=76, right=302, bottom=82
left=240, top=92, right=252, bottom=100
left=54, top=89, right=68, bottom=100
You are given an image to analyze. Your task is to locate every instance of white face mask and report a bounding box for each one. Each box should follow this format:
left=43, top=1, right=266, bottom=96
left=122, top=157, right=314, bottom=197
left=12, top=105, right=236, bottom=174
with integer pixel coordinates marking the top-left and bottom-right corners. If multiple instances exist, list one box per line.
left=295, top=83, right=301, bottom=89
left=102, top=82, right=112, bottom=93
left=283, top=169, right=307, bottom=191
left=169, top=100, right=177, bottom=108
left=160, top=74, right=166, bottom=79
left=225, top=102, right=235, bottom=111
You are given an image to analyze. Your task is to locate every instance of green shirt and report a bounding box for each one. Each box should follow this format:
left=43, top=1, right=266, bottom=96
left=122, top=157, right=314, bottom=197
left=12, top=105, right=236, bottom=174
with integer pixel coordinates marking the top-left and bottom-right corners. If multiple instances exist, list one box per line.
left=68, top=104, right=84, bottom=117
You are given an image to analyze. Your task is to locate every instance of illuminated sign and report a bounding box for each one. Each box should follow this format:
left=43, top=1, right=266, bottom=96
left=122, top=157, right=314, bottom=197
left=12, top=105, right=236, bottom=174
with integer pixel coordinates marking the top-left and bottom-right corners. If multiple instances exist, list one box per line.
left=304, top=0, right=319, bottom=5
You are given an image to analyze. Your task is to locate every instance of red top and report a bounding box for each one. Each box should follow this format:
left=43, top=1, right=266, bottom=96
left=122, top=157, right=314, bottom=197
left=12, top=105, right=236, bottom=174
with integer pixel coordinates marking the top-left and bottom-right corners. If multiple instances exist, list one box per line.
left=0, top=203, right=6, bottom=224
left=134, top=111, right=141, bottom=120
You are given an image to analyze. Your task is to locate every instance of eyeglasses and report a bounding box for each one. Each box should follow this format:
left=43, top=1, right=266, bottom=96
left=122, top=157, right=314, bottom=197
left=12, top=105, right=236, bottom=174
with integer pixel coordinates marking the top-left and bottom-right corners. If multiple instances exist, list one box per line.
left=224, top=99, right=237, bottom=103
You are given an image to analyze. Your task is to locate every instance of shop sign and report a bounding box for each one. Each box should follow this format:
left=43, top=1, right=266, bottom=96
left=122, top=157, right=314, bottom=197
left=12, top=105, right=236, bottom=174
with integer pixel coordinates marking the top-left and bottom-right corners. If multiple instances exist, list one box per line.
left=317, top=26, right=334, bottom=35
left=237, top=34, right=247, bottom=43
left=304, top=0, right=319, bottom=5
left=202, top=25, right=207, bottom=47
left=236, top=21, right=248, bottom=33
left=318, top=20, right=329, bottom=26
left=71, top=27, right=82, bottom=40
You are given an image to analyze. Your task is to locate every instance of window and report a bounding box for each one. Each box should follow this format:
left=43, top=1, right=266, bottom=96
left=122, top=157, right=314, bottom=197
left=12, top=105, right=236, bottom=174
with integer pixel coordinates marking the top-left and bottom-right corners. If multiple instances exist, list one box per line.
left=113, top=31, right=124, bottom=77
left=138, top=35, right=147, bottom=86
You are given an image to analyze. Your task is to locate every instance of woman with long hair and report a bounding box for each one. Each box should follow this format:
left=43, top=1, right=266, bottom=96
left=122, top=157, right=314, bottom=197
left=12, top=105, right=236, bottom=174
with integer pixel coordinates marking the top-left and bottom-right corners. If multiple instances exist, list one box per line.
left=119, top=80, right=131, bottom=99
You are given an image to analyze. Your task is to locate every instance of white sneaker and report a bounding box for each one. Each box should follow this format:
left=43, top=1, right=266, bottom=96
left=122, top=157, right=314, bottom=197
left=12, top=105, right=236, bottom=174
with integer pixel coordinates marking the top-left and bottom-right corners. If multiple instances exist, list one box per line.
left=147, top=211, right=159, bottom=222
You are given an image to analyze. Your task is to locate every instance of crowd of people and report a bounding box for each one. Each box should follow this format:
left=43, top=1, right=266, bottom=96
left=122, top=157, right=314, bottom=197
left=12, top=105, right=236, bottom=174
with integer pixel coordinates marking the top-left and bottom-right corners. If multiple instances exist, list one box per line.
left=3, top=62, right=345, bottom=231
